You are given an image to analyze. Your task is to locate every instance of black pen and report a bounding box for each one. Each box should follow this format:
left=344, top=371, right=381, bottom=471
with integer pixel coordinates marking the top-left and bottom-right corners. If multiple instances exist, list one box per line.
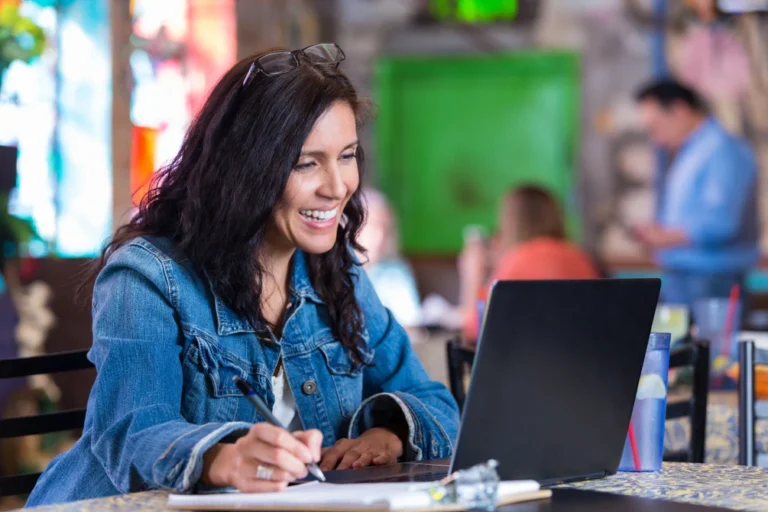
left=233, top=376, right=326, bottom=482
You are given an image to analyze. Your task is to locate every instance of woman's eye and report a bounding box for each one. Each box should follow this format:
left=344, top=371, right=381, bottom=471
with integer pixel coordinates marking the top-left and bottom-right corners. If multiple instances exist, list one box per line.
left=294, top=161, right=317, bottom=171
left=340, top=153, right=357, bottom=162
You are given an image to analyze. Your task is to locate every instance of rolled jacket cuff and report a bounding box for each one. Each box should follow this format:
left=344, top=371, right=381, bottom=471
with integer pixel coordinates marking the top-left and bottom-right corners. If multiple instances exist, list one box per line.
left=347, top=392, right=423, bottom=461
left=152, top=421, right=252, bottom=492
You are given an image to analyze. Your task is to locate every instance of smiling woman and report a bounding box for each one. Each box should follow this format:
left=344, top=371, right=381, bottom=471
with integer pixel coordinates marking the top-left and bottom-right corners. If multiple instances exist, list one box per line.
left=25, top=44, right=459, bottom=506
left=271, top=104, right=360, bottom=257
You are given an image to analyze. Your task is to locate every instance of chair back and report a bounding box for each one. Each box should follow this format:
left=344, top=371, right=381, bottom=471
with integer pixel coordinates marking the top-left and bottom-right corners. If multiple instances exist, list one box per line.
left=445, top=339, right=476, bottom=411
left=738, top=340, right=768, bottom=467
left=0, top=350, right=94, bottom=496
left=664, top=340, right=710, bottom=463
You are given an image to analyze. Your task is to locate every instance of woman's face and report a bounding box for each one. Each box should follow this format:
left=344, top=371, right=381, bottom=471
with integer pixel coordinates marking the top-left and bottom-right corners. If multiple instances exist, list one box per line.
left=268, top=101, right=360, bottom=255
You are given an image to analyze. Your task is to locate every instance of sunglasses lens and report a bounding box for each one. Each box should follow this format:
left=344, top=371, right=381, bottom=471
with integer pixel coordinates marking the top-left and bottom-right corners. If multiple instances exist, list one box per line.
left=303, top=43, right=344, bottom=64
left=258, top=51, right=297, bottom=75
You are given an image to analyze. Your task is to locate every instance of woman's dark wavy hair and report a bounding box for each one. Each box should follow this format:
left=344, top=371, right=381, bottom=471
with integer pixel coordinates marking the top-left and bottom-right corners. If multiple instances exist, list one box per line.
left=83, top=49, right=371, bottom=363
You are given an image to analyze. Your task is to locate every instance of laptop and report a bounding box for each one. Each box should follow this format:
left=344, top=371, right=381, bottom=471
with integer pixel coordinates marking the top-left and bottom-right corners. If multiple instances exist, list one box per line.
left=328, top=278, right=660, bottom=486
left=450, top=279, right=661, bottom=486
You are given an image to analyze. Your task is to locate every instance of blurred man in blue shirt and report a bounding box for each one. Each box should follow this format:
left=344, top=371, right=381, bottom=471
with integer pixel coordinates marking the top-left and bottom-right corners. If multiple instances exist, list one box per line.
left=634, top=79, right=759, bottom=307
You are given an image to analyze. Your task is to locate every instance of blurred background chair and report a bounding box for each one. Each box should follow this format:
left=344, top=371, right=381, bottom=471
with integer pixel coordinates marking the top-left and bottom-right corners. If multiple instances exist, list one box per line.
left=0, top=350, right=93, bottom=497
left=663, top=340, right=709, bottom=463
left=445, top=338, right=475, bottom=412
left=738, top=340, right=768, bottom=467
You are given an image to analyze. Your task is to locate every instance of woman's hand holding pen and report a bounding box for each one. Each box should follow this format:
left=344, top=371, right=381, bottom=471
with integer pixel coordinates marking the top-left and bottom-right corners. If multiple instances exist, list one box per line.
left=201, top=424, right=323, bottom=492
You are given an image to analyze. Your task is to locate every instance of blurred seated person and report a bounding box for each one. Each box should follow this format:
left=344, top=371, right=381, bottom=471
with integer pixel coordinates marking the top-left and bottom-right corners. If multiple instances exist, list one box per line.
left=459, top=185, right=600, bottom=342
left=358, top=188, right=422, bottom=328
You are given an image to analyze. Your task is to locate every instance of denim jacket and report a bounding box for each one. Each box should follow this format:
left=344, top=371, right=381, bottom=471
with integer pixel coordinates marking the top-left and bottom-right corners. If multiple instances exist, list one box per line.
left=27, top=237, right=459, bottom=506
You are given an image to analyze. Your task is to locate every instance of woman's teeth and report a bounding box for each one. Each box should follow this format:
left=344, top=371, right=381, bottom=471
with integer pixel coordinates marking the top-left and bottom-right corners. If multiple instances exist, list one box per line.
left=300, top=208, right=338, bottom=222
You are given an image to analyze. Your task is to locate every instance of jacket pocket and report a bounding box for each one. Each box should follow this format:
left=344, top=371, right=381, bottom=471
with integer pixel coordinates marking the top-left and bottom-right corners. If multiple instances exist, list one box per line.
left=181, top=336, right=266, bottom=423
left=316, top=330, right=374, bottom=418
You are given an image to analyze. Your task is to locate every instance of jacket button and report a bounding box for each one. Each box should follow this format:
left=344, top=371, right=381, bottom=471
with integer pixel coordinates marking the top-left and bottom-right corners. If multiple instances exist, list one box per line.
left=302, top=380, right=318, bottom=395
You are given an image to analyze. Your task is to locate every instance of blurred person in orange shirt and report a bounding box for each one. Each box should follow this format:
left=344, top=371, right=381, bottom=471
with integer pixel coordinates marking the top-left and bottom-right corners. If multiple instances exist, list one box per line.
left=459, top=185, right=600, bottom=341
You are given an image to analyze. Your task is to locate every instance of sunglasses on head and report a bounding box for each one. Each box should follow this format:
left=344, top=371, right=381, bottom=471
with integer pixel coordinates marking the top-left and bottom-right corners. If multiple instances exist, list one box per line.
left=242, top=43, right=346, bottom=88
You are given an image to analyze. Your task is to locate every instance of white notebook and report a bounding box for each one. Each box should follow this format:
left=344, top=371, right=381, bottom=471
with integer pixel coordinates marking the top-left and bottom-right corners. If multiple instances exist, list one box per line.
left=167, top=480, right=542, bottom=511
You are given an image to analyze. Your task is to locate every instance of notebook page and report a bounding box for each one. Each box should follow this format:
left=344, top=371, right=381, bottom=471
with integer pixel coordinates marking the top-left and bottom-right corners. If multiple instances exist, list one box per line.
left=168, top=480, right=540, bottom=510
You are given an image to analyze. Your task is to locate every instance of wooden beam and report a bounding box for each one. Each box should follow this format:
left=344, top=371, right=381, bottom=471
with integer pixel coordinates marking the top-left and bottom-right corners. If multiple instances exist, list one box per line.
left=111, top=0, right=133, bottom=232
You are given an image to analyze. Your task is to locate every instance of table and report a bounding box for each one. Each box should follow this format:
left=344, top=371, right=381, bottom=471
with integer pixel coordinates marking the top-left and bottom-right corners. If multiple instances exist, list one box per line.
left=565, top=463, right=768, bottom=511
left=665, top=391, right=768, bottom=464
left=26, top=463, right=768, bottom=511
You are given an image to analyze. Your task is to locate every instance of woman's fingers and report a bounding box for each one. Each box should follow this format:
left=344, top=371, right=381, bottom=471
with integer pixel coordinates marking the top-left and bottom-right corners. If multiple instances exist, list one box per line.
left=351, top=451, right=375, bottom=469
left=293, top=429, right=323, bottom=463
left=249, top=423, right=313, bottom=463
left=319, top=439, right=350, bottom=471
left=245, top=438, right=308, bottom=478
left=235, top=424, right=314, bottom=479
left=232, top=476, right=289, bottom=494
left=336, top=448, right=364, bottom=470
left=372, top=453, right=391, bottom=465
left=236, top=457, right=297, bottom=483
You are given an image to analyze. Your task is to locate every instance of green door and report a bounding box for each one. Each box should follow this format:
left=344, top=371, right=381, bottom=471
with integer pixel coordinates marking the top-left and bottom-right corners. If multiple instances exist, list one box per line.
left=375, top=51, right=580, bottom=254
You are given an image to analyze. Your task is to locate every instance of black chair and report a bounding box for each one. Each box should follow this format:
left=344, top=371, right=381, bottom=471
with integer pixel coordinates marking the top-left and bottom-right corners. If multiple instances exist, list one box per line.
left=0, top=350, right=94, bottom=497
left=738, top=340, right=768, bottom=467
left=445, top=338, right=475, bottom=411
left=663, top=340, right=710, bottom=463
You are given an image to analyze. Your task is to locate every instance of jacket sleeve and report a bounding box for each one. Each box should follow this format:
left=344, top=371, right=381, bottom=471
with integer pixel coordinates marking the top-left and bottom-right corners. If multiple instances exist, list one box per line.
left=87, top=244, right=251, bottom=493
left=347, top=265, right=459, bottom=461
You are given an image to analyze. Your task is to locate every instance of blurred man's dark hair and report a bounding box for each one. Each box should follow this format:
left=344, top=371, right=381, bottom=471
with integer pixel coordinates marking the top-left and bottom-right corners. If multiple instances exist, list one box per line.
left=635, top=79, right=708, bottom=113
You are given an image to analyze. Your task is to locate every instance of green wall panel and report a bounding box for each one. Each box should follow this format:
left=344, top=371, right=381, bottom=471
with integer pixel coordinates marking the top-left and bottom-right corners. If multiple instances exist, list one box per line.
left=375, top=51, right=580, bottom=254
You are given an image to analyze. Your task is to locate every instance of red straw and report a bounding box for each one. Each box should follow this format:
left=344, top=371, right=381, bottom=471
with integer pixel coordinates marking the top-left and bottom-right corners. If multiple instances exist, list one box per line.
left=721, top=284, right=741, bottom=358
left=627, top=421, right=641, bottom=470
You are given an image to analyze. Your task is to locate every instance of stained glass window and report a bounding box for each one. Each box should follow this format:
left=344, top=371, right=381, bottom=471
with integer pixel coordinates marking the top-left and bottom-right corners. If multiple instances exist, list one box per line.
left=130, top=0, right=189, bottom=188
left=128, top=0, right=236, bottom=204
left=56, top=0, right=111, bottom=256
left=0, top=0, right=57, bottom=255
left=0, top=0, right=111, bottom=257
left=0, top=0, right=234, bottom=257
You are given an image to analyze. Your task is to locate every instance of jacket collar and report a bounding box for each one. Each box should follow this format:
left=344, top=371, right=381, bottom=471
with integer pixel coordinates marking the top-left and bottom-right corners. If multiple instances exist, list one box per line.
left=214, top=250, right=323, bottom=336
left=290, top=249, right=324, bottom=303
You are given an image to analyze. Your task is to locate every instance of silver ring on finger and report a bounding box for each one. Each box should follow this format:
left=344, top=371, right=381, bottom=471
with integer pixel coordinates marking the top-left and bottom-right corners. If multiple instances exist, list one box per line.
left=255, top=464, right=274, bottom=481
